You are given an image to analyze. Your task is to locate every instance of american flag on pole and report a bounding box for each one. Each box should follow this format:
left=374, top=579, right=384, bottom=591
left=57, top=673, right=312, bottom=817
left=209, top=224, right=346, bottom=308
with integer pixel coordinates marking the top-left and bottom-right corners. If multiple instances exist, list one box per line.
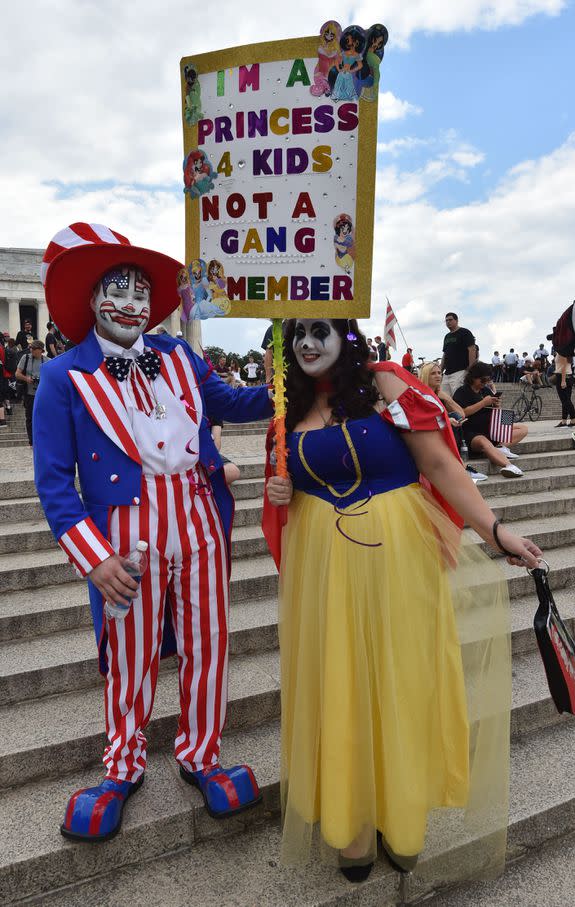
left=490, top=408, right=514, bottom=445
left=384, top=299, right=397, bottom=350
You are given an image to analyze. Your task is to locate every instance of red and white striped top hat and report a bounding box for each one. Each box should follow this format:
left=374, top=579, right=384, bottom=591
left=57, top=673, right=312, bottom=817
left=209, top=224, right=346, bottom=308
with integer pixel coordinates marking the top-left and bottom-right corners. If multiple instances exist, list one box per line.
left=41, top=222, right=183, bottom=344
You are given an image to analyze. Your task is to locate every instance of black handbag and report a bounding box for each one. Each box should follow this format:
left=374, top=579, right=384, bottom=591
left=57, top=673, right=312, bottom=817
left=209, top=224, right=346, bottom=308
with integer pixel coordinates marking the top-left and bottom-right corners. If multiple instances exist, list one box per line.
left=532, top=563, right=575, bottom=715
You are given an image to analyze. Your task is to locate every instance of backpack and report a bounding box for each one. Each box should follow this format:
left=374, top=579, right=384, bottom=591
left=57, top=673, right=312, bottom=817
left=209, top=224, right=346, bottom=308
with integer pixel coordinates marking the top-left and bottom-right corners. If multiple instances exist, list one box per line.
left=3, top=346, right=20, bottom=374
left=551, top=303, right=575, bottom=358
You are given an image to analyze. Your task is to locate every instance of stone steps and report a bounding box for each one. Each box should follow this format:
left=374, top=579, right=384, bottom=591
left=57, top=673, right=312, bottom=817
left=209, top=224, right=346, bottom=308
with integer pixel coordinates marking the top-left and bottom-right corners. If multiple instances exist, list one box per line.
left=3, top=717, right=575, bottom=906
left=2, top=422, right=575, bottom=904
left=0, top=597, right=279, bottom=706
left=0, top=720, right=281, bottom=905
left=0, top=648, right=281, bottom=790
left=0, top=639, right=564, bottom=793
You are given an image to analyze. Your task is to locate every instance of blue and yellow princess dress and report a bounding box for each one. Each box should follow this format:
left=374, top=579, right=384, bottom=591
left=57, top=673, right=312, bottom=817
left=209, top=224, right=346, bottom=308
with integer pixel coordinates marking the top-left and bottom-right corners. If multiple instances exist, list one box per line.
left=269, top=387, right=512, bottom=882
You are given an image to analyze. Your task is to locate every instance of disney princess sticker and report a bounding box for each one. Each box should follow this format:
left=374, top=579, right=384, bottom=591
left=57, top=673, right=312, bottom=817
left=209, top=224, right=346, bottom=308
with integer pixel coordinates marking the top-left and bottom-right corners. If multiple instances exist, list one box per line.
left=183, top=150, right=216, bottom=199
left=183, top=63, right=203, bottom=125
left=207, top=259, right=231, bottom=314
left=355, top=24, right=388, bottom=101
left=330, top=25, right=366, bottom=102
left=309, top=20, right=342, bottom=98
left=176, top=267, right=195, bottom=322
left=187, top=259, right=228, bottom=319
left=333, top=213, right=355, bottom=273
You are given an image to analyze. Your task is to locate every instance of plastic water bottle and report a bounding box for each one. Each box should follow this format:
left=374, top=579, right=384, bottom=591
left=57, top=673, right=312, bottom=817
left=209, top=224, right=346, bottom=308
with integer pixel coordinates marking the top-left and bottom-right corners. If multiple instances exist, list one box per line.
left=460, top=440, right=469, bottom=462
left=104, top=541, right=149, bottom=620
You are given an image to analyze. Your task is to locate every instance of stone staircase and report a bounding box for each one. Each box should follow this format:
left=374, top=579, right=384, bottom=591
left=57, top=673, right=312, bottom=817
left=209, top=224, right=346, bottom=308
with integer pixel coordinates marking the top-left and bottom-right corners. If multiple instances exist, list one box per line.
left=0, top=402, right=28, bottom=448
left=496, top=382, right=564, bottom=422
left=1, top=425, right=575, bottom=906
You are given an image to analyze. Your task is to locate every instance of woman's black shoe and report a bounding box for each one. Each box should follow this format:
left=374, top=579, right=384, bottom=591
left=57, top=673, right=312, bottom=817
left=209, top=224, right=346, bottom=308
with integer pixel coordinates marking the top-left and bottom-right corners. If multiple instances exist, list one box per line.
left=377, top=832, right=419, bottom=873
left=340, top=862, right=373, bottom=883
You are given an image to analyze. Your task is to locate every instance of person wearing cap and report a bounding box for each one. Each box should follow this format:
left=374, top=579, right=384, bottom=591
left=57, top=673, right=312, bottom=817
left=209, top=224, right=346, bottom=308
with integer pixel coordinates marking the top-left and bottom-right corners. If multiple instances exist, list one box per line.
left=33, top=222, right=274, bottom=842
left=15, top=340, right=47, bottom=445
left=401, top=347, right=414, bottom=372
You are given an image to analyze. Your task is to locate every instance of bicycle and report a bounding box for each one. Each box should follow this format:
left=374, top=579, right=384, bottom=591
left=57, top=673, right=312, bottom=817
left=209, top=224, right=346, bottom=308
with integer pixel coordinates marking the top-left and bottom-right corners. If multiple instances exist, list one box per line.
left=511, top=382, right=543, bottom=422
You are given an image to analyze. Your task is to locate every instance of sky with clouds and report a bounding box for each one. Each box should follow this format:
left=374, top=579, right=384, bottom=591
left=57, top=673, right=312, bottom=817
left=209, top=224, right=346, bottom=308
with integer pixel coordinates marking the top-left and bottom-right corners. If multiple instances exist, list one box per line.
left=1, top=0, right=573, bottom=360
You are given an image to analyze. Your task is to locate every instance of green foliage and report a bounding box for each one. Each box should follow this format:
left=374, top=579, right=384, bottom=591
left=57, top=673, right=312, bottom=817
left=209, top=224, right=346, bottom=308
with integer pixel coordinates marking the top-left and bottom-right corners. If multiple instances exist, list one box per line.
left=204, top=345, right=225, bottom=366
left=204, top=345, right=264, bottom=372
left=244, top=349, right=263, bottom=364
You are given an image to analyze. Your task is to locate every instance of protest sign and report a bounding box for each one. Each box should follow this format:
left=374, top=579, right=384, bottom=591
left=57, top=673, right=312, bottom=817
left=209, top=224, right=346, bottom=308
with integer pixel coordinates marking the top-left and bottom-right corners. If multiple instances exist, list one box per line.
left=179, top=22, right=385, bottom=321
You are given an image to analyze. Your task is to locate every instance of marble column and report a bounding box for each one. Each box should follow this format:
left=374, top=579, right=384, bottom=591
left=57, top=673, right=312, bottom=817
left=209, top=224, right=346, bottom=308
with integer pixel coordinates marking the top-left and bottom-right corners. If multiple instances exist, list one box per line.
left=37, top=300, right=50, bottom=338
left=170, top=308, right=180, bottom=336
left=185, top=319, right=203, bottom=355
left=8, top=300, right=20, bottom=338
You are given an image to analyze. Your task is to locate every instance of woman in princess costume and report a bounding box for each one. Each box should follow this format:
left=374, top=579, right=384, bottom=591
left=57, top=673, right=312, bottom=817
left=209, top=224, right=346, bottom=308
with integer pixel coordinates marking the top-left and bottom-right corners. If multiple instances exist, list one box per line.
left=310, top=21, right=342, bottom=97
left=264, top=319, right=542, bottom=884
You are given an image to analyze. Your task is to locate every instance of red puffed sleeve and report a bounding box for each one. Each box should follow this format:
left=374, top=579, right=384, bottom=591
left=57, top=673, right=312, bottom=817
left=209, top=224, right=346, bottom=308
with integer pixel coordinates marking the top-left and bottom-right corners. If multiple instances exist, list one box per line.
left=370, top=361, right=464, bottom=529
left=382, top=385, right=448, bottom=433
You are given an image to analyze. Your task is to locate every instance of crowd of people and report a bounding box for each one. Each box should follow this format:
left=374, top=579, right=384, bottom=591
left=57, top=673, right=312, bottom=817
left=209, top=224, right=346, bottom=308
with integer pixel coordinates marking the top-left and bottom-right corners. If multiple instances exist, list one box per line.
left=1, top=306, right=569, bottom=457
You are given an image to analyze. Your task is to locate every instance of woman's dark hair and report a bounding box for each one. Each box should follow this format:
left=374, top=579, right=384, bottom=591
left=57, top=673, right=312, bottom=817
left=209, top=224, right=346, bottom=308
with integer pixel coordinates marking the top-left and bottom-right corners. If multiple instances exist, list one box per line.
left=464, top=360, right=493, bottom=386
left=340, top=25, right=366, bottom=54
left=283, top=319, right=379, bottom=432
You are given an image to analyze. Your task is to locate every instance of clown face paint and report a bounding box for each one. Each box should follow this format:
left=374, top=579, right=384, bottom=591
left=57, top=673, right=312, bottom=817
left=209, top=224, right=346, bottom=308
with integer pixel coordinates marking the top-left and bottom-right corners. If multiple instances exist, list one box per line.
left=293, top=319, right=342, bottom=378
left=91, top=267, right=151, bottom=347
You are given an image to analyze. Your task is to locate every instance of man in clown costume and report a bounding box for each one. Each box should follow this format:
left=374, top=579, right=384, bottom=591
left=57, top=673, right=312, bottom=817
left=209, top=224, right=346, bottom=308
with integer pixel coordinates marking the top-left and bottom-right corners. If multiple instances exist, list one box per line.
left=34, top=223, right=273, bottom=841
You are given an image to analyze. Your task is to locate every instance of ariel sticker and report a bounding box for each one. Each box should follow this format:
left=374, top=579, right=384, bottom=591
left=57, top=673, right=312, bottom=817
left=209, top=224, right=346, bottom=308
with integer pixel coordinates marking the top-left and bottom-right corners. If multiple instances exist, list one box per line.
left=355, top=24, right=388, bottom=101
left=333, top=213, right=355, bottom=273
left=183, top=150, right=216, bottom=198
left=309, top=20, right=342, bottom=98
left=183, top=63, right=203, bottom=125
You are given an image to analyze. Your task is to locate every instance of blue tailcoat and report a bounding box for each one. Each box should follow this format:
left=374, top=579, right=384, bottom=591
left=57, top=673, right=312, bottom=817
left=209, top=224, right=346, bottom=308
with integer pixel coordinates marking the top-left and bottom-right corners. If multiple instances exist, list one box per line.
left=33, top=331, right=272, bottom=672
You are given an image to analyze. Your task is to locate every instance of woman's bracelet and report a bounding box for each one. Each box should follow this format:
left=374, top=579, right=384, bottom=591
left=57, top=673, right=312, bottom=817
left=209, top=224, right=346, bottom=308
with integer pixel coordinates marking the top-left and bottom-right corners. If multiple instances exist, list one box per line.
left=492, top=518, right=516, bottom=558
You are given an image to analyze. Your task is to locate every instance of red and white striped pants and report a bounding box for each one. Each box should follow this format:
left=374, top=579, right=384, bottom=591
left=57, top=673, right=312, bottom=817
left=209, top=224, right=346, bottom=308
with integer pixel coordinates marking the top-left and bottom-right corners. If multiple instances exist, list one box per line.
left=103, top=468, right=229, bottom=782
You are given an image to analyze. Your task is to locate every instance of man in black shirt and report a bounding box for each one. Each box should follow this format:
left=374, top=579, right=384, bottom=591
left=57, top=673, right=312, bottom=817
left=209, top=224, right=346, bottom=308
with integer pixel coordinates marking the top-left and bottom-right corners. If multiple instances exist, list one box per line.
left=374, top=335, right=387, bottom=361
left=441, top=312, right=477, bottom=395
left=45, top=322, right=59, bottom=359
left=15, top=319, right=35, bottom=352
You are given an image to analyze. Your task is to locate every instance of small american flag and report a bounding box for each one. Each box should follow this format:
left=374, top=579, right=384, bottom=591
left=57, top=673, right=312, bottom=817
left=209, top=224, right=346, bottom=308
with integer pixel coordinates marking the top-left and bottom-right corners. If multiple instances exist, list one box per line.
left=490, top=408, right=514, bottom=445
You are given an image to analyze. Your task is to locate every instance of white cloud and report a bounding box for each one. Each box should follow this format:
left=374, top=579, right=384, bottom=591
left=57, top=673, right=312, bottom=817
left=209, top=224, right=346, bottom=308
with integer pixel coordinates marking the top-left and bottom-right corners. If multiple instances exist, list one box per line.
left=363, top=134, right=575, bottom=361
left=355, top=0, right=565, bottom=45
left=451, top=150, right=485, bottom=167
left=486, top=319, right=536, bottom=355
left=378, top=91, right=423, bottom=122
left=376, top=132, right=485, bottom=203
left=377, top=136, right=432, bottom=155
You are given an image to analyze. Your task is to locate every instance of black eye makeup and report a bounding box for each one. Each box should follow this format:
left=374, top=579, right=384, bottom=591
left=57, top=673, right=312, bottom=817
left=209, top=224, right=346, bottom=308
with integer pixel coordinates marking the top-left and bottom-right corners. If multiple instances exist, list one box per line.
left=311, top=322, right=331, bottom=342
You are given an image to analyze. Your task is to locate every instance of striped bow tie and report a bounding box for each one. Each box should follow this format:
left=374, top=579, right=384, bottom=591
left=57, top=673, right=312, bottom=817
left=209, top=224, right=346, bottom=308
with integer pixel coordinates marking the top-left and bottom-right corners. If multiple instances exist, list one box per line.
left=105, top=349, right=162, bottom=382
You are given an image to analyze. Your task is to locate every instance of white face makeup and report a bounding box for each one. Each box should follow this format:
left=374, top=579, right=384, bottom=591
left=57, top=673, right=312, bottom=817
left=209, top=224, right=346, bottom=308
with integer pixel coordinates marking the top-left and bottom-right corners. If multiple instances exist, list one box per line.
left=293, top=319, right=342, bottom=378
left=91, top=267, right=151, bottom=347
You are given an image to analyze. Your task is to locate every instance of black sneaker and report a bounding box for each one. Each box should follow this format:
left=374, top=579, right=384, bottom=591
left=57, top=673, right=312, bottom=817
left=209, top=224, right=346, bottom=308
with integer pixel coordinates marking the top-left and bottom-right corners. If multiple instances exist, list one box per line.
left=0, top=420, right=7, bottom=428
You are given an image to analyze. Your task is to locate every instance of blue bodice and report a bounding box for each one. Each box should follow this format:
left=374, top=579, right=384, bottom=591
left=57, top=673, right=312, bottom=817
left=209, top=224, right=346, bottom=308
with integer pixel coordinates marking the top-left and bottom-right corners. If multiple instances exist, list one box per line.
left=287, top=412, right=419, bottom=507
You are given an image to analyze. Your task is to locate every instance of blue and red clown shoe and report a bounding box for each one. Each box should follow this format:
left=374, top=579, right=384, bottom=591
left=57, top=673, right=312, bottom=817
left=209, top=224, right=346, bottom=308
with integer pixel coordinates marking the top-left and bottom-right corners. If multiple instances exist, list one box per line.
left=180, top=762, right=262, bottom=818
left=60, top=776, right=144, bottom=842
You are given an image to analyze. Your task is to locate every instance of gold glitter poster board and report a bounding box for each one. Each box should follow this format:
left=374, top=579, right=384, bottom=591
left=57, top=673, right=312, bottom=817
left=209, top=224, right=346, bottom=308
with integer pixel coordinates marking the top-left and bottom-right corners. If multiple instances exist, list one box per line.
left=179, top=23, right=386, bottom=321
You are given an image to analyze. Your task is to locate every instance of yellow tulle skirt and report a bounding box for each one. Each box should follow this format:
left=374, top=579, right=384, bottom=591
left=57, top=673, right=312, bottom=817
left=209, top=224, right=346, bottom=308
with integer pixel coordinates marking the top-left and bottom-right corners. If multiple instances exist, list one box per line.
left=278, top=482, right=511, bottom=882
